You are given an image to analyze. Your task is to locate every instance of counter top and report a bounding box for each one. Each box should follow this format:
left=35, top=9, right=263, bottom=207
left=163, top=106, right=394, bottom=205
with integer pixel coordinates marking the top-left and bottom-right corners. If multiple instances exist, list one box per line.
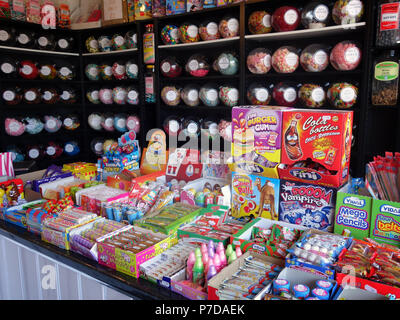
left=0, top=221, right=186, bottom=300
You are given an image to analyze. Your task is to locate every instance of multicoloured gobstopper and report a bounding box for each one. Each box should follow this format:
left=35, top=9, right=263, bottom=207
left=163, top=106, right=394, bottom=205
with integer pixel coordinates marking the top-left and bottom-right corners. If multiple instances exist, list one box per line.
left=332, top=0, right=364, bottom=25
left=300, top=44, right=330, bottom=72
left=99, top=88, right=113, bottom=104
left=100, top=63, right=113, bottom=80
left=86, top=89, right=100, bottom=104
left=126, top=60, right=139, bottom=79
left=23, top=117, right=44, bottom=134
left=63, top=115, right=80, bottom=130
left=64, top=141, right=80, bottom=156
left=126, top=86, right=139, bottom=105
left=19, top=60, right=39, bottom=79
left=327, top=82, right=358, bottom=109
left=272, top=46, right=299, bottom=73
left=181, top=85, right=200, bottom=107
left=126, top=115, right=140, bottom=133
left=44, top=115, right=62, bottom=133
left=199, top=21, right=221, bottom=41
left=114, top=114, right=128, bottom=133
left=101, top=114, right=115, bottom=132
left=161, top=25, right=180, bottom=45
left=272, top=6, right=301, bottom=32
left=112, top=61, right=127, bottom=80
left=247, top=48, right=272, bottom=74
left=185, top=54, right=210, bottom=77
left=219, top=86, right=239, bottom=107
left=272, top=82, right=298, bottom=107
left=161, top=86, right=181, bottom=106
left=85, top=36, right=99, bottom=53
left=113, top=86, right=127, bottom=105
left=200, top=85, right=219, bottom=106
left=98, top=35, right=112, bottom=52
left=247, top=83, right=271, bottom=105
left=39, top=64, right=57, bottom=80
left=219, top=16, right=239, bottom=38
left=125, top=31, right=137, bottom=49
left=179, top=23, right=200, bottom=43
left=248, top=11, right=272, bottom=34
left=112, top=34, right=127, bottom=51
left=85, top=64, right=100, bottom=81
left=214, top=52, right=239, bottom=75
left=330, top=41, right=362, bottom=71
left=160, top=56, right=183, bottom=78
left=88, top=113, right=104, bottom=131
left=298, top=83, right=326, bottom=108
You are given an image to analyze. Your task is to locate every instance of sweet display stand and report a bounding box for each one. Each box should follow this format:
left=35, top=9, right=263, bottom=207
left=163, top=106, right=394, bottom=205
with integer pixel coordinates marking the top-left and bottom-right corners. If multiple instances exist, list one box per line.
left=0, top=0, right=380, bottom=177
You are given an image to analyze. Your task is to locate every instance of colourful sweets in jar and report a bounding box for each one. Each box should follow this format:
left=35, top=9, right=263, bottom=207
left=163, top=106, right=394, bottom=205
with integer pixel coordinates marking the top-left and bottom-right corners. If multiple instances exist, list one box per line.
left=219, top=16, right=239, bottom=38
left=161, top=25, right=180, bottom=45
left=160, top=56, right=182, bottom=78
left=272, top=46, right=299, bottom=73
left=247, top=48, right=272, bottom=74
left=247, top=83, right=271, bottom=105
left=272, top=6, right=300, bottom=32
left=300, top=44, right=330, bottom=72
left=327, top=82, right=358, bottom=109
left=199, top=20, right=221, bottom=41
left=298, top=83, right=326, bottom=108
left=272, top=82, right=298, bottom=107
left=248, top=11, right=272, bottom=34
left=332, top=0, right=364, bottom=25
left=179, top=23, right=200, bottom=43
left=161, top=86, right=181, bottom=106
left=330, top=41, right=362, bottom=71
left=219, top=86, right=239, bottom=107
left=185, top=54, right=210, bottom=77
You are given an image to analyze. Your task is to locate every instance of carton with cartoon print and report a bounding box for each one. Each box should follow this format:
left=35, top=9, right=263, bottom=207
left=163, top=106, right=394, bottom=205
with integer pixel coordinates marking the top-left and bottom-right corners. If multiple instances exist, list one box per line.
left=232, top=106, right=292, bottom=179
left=231, top=172, right=280, bottom=221
left=370, top=199, right=400, bottom=247
left=279, top=180, right=337, bottom=232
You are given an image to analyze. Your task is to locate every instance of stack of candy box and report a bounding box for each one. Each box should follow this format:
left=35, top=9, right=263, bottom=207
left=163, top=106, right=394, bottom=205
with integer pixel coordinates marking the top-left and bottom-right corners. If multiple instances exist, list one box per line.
left=96, top=225, right=178, bottom=278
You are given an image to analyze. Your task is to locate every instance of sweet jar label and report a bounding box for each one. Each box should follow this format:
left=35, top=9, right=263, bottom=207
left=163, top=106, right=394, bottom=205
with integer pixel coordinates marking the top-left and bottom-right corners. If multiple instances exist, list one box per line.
left=29, top=149, right=39, bottom=159
left=346, top=0, right=363, bottom=17
left=207, top=90, right=218, bottom=101
left=225, top=124, right=231, bottom=138
left=94, top=143, right=103, bottom=152
left=10, top=122, right=20, bottom=133
left=311, top=87, right=325, bottom=102
left=340, top=87, right=356, bottom=102
left=100, top=38, right=111, bottom=47
left=255, top=88, right=268, bottom=102
left=161, top=62, right=171, bottom=73
left=47, top=146, right=56, bottom=156
left=18, top=34, right=29, bottom=44
left=188, top=60, right=199, bottom=71
left=284, top=88, right=297, bottom=102
left=344, top=47, right=360, bottom=64
left=263, top=55, right=271, bottom=67
left=89, top=67, right=98, bottom=77
left=227, top=19, right=239, bottom=32
left=218, top=56, right=230, bottom=69
left=127, top=119, right=136, bottom=128
left=58, top=39, right=68, bottom=48
left=25, top=91, right=36, bottom=101
left=91, top=91, right=99, bottom=100
left=209, top=123, right=218, bottom=135
left=375, top=61, right=399, bottom=81
left=41, top=66, right=51, bottom=75
left=115, top=36, right=124, bottom=46
left=117, top=118, right=125, bottom=128
left=128, top=90, right=138, bottom=100
left=116, top=65, right=125, bottom=75
left=64, top=118, right=73, bottom=127
left=284, top=9, right=298, bottom=25
left=104, top=66, right=112, bottom=76
left=314, top=50, right=328, bottom=65
left=60, top=67, right=71, bottom=76
left=3, top=90, right=15, bottom=101
left=61, top=91, right=71, bottom=100
left=116, top=91, right=125, bottom=100
left=187, top=25, right=198, bottom=38
left=47, top=119, right=56, bottom=129
left=90, top=39, right=98, bottom=49
left=38, top=36, right=48, bottom=47
left=187, top=89, right=198, bottom=101
left=169, top=120, right=179, bottom=133
left=0, top=30, right=8, bottom=41
left=207, top=22, right=218, bottom=35
left=22, top=65, right=33, bottom=75
left=285, top=52, right=298, bottom=67
left=133, top=34, right=137, bottom=42
left=380, top=3, right=400, bottom=31
left=1, top=63, right=13, bottom=74
left=228, top=88, right=239, bottom=101
left=314, top=5, right=329, bottom=21
left=187, top=122, right=198, bottom=134
left=105, top=118, right=113, bottom=127
left=43, top=91, right=52, bottom=100
left=262, top=14, right=271, bottom=27
left=65, top=144, right=74, bottom=152
left=128, top=64, right=138, bottom=74
left=170, top=29, right=179, bottom=39
left=102, top=90, right=111, bottom=100
left=166, top=90, right=177, bottom=101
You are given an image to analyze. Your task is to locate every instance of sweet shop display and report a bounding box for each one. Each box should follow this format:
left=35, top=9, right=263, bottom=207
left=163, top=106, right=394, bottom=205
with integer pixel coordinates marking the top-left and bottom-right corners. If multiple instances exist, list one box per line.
left=199, top=85, right=220, bottom=107
left=161, top=85, right=181, bottom=106
left=247, top=48, right=272, bottom=74
left=100, top=63, right=113, bottom=81
left=179, top=23, right=200, bottom=43
left=160, top=56, right=183, bottom=78
left=272, top=82, right=299, bottom=107
left=161, top=25, right=180, bottom=45
left=330, top=41, right=362, bottom=71
left=219, top=16, right=239, bottom=38
left=85, top=36, right=99, bottom=53
left=332, top=0, right=364, bottom=25
left=272, top=46, right=299, bottom=74
left=219, top=86, right=239, bottom=107
left=185, top=54, right=210, bottom=77
left=199, top=20, right=221, bottom=41
left=85, top=64, right=99, bottom=81
left=181, top=85, right=200, bottom=107
left=300, top=44, right=330, bottom=72
left=213, top=52, right=239, bottom=75
left=112, top=61, right=127, bottom=80
left=327, top=82, right=358, bottom=109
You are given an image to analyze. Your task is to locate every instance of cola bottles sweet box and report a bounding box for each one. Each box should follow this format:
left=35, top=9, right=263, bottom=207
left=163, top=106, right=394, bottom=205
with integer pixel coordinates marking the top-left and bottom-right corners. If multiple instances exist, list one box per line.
left=279, top=109, right=353, bottom=188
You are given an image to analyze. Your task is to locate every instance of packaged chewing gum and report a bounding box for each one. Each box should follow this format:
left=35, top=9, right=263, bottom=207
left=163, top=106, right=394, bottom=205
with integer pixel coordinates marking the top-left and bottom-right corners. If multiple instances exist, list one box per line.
left=218, top=289, right=255, bottom=300
left=244, top=256, right=283, bottom=272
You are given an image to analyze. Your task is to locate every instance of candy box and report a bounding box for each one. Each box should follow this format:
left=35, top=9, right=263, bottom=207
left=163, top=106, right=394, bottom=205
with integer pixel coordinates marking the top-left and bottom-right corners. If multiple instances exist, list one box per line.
left=0, top=0, right=11, bottom=19
left=232, top=106, right=292, bottom=179
left=170, top=268, right=208, bottom=300
left=107, top=169, right=165, bottom=191
left=97, top=226, right=178, bottom=278
left=334, top=183, right=373, bottom=240
left=370, top=199, right=400, bottom=247
left=134, top=203, right=202, bottom=235
left=166, top=0, right=185, bottom=15
left=165, top=148, right=203, bottom=183
left=285, top=229, right=352, bottom=280
left=231, top=218, right=307, bottom=259
left=3, top=200, right=45, bottom=229
left=0, top=179, right=25, bottom=214
left=39, top=176, right=87, bottom=200
left=208, top=251, right=285, bottom=300
left=278, top=109, right=353, bottom=188
left=231, top=172, right=280, bottom=221
left=279, top=180, right=338, bottom=232
left=335, top=273, right=400, bottom=300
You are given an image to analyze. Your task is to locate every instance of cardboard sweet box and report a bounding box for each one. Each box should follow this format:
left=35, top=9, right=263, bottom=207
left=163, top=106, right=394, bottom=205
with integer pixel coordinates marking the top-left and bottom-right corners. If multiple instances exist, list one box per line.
left=100, top=131, right=141, bottom=181
left=231, top=172, right=281, bottom=221
left=165, top=148, right=203, bottom=183
left=278, top=109, right=353, bottom=188
left=231, top=106, right=291, bottom=179
left=279, top=180, right=338, bottom=232
left=3, top=200, right=46, bottom=229
left=0, top=178, right=26, bottom=216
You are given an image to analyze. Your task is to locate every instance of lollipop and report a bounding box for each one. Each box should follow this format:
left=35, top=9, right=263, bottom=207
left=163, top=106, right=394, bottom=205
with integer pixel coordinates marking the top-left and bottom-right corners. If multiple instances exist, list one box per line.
left=247, top=48, right=272, bottom=74
left=248, top=11, right=272, bottom=34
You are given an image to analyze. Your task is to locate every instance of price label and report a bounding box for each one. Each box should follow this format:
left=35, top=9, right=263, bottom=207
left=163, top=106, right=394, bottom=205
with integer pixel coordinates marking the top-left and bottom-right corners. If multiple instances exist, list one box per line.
left=340, top=87, right=356, bottom=102
left=207, top=22, right=218, bottom=35
left=3, top=90, right=15, bottom=101
left=161, top=62, right=171, bottom=73
left=345, top=47, right=360, bottom=64
left=312, top=87, right=325, bottom=102
left=284, top=9, right=298, bottom=25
